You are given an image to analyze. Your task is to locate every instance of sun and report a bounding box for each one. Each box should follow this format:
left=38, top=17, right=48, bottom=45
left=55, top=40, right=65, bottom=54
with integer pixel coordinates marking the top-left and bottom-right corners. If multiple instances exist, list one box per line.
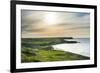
left=44, top=12, right=57, bottom=25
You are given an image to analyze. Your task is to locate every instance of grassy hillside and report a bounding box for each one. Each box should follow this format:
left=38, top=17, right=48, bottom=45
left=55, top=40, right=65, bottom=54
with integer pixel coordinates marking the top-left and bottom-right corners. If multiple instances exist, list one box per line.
left=21, top=38, right=90, bottom=63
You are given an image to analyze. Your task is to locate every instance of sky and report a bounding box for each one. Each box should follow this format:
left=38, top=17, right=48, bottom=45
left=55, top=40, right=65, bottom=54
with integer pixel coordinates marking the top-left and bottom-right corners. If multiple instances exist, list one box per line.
left=21, top=10, right=90, bottom=38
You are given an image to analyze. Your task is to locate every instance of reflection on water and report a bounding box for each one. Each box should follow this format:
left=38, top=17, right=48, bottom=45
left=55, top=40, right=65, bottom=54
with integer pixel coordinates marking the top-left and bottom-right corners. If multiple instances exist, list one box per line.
left=53, top=38, right=90, bottom=57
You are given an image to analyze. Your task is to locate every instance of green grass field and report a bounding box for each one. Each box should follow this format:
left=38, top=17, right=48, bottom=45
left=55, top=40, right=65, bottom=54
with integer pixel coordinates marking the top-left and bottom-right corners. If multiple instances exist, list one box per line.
left=21, top=38, right=90, bottom=63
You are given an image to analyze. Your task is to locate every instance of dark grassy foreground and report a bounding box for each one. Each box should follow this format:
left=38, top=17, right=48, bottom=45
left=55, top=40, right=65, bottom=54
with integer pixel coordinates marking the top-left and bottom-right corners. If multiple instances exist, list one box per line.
left=21, top=38, right=90, bottom=63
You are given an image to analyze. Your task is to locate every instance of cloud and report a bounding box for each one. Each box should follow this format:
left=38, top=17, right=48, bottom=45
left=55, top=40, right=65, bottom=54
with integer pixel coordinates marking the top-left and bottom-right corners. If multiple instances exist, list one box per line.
left=21, top=10, right=90, bottom=38
left=66, top=25, right=90, bottom=30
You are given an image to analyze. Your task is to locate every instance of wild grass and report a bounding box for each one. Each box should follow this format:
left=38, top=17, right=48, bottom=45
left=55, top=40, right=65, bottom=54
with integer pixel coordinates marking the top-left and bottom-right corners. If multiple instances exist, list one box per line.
left=21, top=38, right=90, bottom=63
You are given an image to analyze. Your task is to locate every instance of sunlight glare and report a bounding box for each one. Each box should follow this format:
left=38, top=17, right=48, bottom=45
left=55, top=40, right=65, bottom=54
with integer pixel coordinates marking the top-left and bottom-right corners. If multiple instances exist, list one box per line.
left=44, top=12, right=57, bottom=25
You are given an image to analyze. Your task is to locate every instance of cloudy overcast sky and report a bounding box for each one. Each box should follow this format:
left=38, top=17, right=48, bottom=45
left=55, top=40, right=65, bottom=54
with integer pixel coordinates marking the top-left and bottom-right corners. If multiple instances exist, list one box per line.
left=21, top=10, right=90, bottom=38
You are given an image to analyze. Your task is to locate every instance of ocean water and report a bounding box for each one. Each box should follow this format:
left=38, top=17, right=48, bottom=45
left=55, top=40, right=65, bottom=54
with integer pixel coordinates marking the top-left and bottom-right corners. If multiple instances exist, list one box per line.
left=52, top=38, right=90, bottom=57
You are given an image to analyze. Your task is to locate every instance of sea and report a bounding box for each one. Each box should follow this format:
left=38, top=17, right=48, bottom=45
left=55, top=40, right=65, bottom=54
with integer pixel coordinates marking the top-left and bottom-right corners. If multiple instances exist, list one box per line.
left=52, top=38, right=90, bottom=57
